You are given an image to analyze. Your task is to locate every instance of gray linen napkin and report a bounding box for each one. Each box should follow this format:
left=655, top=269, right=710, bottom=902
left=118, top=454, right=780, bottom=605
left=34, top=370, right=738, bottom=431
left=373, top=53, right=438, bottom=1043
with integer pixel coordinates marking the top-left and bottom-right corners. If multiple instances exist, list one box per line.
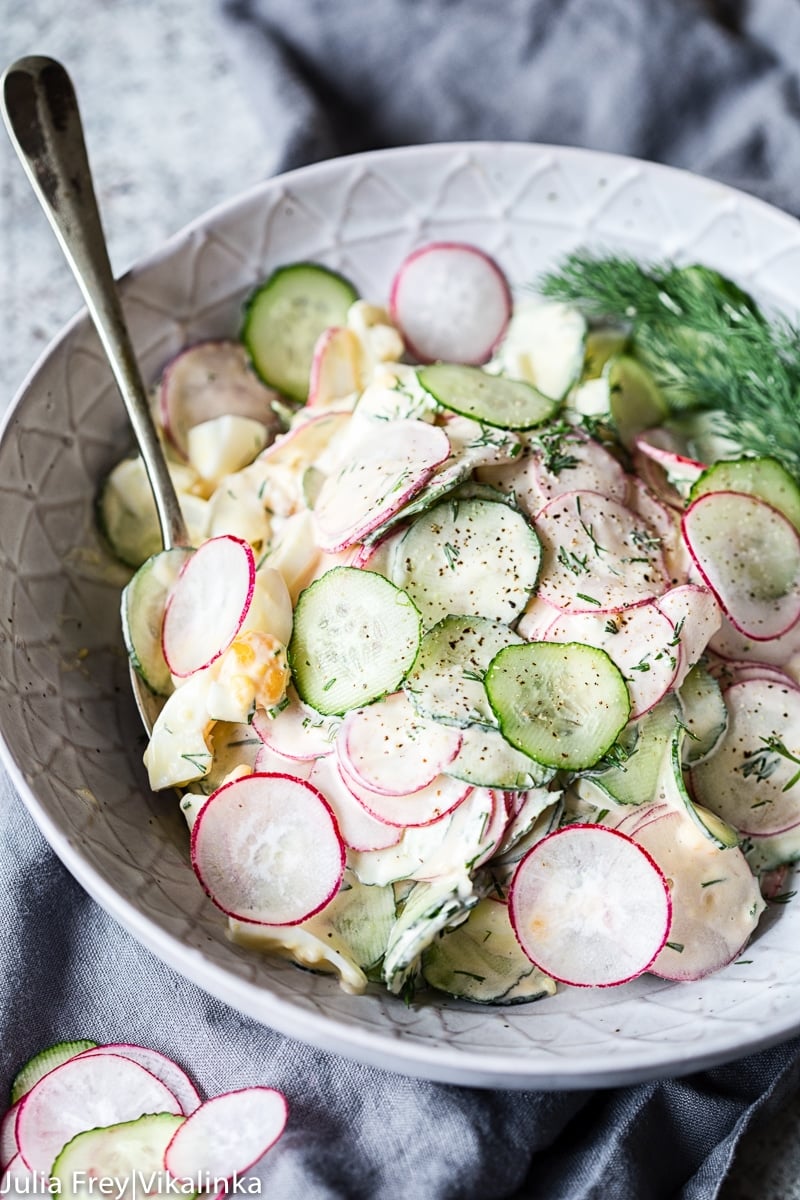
left=4, top=1, right=800, bottom=1196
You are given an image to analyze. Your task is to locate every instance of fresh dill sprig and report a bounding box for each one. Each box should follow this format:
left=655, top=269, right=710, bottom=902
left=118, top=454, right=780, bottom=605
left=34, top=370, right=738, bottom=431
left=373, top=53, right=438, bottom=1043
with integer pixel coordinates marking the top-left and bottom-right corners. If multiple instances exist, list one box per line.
left=539, top=251, right=800, bottom=478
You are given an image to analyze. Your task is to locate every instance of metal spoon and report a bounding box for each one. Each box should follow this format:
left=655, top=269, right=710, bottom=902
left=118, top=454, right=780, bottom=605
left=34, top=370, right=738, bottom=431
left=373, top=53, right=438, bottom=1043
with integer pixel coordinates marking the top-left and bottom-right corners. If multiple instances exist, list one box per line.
left=1, top=55, right=188, bottom=732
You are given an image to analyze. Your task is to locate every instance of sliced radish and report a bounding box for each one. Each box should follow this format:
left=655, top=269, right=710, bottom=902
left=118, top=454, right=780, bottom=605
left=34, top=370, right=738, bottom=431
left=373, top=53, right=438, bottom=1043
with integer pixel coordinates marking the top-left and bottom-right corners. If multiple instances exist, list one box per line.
left=544, top=603, right=677, bottom=719
left=159, top=341, right=278, bottom=460
left=259, top=410, right=351, bottom=470
left=477, top=453, right=548, bottom=520
left=634, top=810, right=763, bottom=981
left=340, top=693, right=461, bottom=796
left=626, top=476, right=690, bottom=584
left=656, top=583, right=722, bottom=688
left=720, top=661, right=798, bottom=689
left=338, top=756, right=472, bottom=828
left=252, top=689, right=341, bottom=761
left=635, top=429, right=706, bottom=488
left=709, top=610, right=800, bottom=665
left=162, top=535, right=255, bottom=677
left=308, top=756, right=403, bottom=851
left=389, top=242, right=511, bottom=365
left=0, top=1156, right=43, bottom=1193
left=692, top=680, right=800, bottom=837
left=532, top=432, right=628, bottom=508
left=16, top=1053, right=181, bottom=1175
left=631, top=447, right=685, bottom=511
left=253, top=743, right=314, bottom=780
left=516, top=595, right=561, bottom=641
left=683, top=492, right=800, bottom=641
left=471, top=789, right=511, bottom=868
left=509, top=825, right=671, bottom=987
left=75, top=1046, right=201, bottom=1116
left=0, top=1106, right=19, bottom=1171
left=313, top=419, right=450, bottom=553
left=307, top=326, right=363, bottom=409
left=191, top=773, right=345, bottom=925
left=534, top=490, right=667, bottom=612
left=164, top=1087, right=287, bottom=1183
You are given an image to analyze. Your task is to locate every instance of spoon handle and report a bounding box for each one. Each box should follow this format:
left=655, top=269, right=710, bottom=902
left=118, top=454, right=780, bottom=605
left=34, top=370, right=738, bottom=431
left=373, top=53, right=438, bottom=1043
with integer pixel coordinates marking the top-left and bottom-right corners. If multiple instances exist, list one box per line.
left=1, top=55, right=188, bottom=551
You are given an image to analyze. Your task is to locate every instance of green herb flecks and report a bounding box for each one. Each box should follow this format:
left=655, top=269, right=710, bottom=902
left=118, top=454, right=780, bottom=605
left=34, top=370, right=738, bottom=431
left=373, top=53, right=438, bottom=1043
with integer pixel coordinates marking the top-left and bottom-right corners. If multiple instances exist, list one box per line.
left=761, top=736, right=800, bottom=792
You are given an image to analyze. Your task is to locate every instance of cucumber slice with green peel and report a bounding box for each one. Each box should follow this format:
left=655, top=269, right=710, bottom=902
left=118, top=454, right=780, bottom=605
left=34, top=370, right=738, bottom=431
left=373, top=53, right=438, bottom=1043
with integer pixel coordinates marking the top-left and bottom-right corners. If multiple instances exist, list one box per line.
left=417, top=364, right=558, bottom=430
left=745, top=825, right=800, bottom=874
left=446, top=725, right=554, bottom=790
left=581, top=326, right=629, bottom=379
left=689, top=457, right=800, bottom=532
left=10, top=1040, right=97, bottom=1106
left=242, top=263, right=358, bottom=401
left=579, top=694, right=679, bottom=807
left=391, top=499, right=541, bottom=629
left=486, top=642, right=631, bottom=770
left=289, top=567, right=421, bottom=715
left=97, top=457, right=208, bottom=569
left=382, top=874, right=480, bottom=996
left=404, top=614, right=524, bottom=728
left=605, top=354, right=668, bottom=449
left=422, top=897, right=557, bottom=1004
left=52, top=1114, right=186, bottom=1200
left=662, top=729, right=740, bottom=849
left=678, top=663, right=728, bottom=767
left=121, top=548, right=193, bottom=695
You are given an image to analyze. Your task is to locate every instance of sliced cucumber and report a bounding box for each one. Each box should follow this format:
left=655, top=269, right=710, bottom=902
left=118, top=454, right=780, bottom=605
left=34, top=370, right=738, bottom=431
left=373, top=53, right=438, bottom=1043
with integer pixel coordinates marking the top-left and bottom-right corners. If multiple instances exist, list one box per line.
left=447, top=725, right=554, bottom=789
left=391, top=498, right=540, bottom=629
left=10, top=1040, right=97, bottom=1106
left=745, top=825, right=800, bottom=874
left=242, top=263, right=358, bottom=402
left=422, top=897, right=557, bottom=1005
left=678, top=663, right=728, bottom=767
left=405, top=614, right=523, bottom=727
left=52, top=1113, right=185, bottom=1200
left=382, top=875, right=479, bottom=996
left=605, top=354, right=668, bottom=449
left=417, top=364, right=558, bottom=430
left=579, top=694, right=679, bottom=807
left=97, top=457, right=207, bottom=569
left=121, top=548, right=193, bottom=695
left=689, top=457, right=800, bottom=533
left=486, top=642, right=631, bottom=770
left=664, top=728, right=740, bottom=849
left=581, top=326, right=629, bottom=379
left=288, top=566, right=421, bottom=715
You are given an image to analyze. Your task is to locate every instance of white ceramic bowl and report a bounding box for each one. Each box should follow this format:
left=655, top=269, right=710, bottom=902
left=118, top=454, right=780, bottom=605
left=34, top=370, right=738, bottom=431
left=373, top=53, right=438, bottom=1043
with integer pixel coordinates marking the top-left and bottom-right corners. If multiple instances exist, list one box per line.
left=3, top=143, right=800, bottom=1090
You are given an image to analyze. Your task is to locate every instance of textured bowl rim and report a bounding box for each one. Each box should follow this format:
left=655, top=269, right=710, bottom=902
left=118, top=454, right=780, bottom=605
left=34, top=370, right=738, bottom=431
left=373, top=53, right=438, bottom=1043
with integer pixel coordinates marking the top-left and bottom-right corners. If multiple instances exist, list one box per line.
left=4, top=140, right=800, bottom=1089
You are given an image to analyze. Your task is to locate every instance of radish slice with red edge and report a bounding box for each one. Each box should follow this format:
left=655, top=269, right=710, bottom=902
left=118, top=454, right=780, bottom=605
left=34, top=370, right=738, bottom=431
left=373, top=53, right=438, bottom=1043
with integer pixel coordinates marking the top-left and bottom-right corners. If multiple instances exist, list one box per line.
left=389, top=241, right=511, bottom=365
left=656, top=583, right=721, bottom=688
left=308, top=756, right=403, bottom=851
left=16, top=1053, right=182, bottom=1175
left=253, top=744, right=314, bottom=780
left=164, top=1088, right=287, bottom=1184
left=307, top=326, right=362, bottom=408
left=682, top=491, right=800, bottom=641
left=162, top=535, right=255, bottom=677
left=160, top=341, right=278, bottom=460
left=313, top=419, right=450, bottom=553
left=509, top=825, right=671, bottom=987
left=190, top=773, right=345, bottom=925
left=75, top=1045, right=201, bottom=1115
left=337, top=755, right=472, bottom=828
left=0, top=1106, right=19, bottom=1171
left=252, top=690, right=340, bottom=761
left=340, top=693, right=462, bottom=796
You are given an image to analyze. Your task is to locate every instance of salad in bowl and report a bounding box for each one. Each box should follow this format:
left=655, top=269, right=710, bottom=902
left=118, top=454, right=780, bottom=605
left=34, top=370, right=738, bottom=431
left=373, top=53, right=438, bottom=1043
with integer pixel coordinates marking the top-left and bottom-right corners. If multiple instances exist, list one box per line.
left=103, top=237, right=800, bottom=1008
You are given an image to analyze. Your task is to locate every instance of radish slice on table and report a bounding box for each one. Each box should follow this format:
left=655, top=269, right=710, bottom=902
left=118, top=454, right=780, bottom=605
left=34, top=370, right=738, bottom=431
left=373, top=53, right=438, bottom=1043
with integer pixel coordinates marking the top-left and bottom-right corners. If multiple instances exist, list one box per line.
left=162, top=535, right=255, bottom=677
left=16, top=1053, right=182, bottom=1175
left=191, top=773, right=345, bottom=925
left=308, top=756, right=403, bottom=851
left=656, top=583, right=722, bottom=688
left=338, top=755, right=472, bottom=829
left=634, top=810, right=764, bottom=981
left=313, top=420, right=450, bottom=553
left=252, top=689, right=340, bottom=761
left=0, top=1106, right=19, bottom=1171
left=340, top=693, right=461, bottom=796
left=164, top=1088, right=287, bottom=1183
left=509, top=825, right=671, bottom=987
left=682, top=492, right=800, bottom=641
left=159, top=341, right=279, bottom=460
left=307, top=326, right=363, bottom=409
left=75, top=1046, right=201, bottom=1116
left=544, top=603, right=678, bottom=719
left=534, top=490, right=667, bottom=612
left=389, top=242, right=511, bottom=365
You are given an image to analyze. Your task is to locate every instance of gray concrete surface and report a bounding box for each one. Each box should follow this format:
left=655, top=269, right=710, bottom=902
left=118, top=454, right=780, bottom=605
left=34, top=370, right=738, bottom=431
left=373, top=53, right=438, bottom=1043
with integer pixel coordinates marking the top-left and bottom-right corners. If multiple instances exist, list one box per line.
left=0, top=1, right=796, bottom=1193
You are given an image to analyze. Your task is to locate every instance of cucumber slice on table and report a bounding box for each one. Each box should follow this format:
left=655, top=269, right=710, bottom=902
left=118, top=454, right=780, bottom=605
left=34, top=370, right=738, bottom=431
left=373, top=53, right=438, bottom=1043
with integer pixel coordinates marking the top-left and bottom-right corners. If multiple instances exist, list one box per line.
left=52, top=1114, right=185, bottom=1200
left=10, top=1040, right=97, bottom=1106
left=417, top=363, right=558, bottom=430
left=242, top=262, right=358, bottom=402
left=288, top=566, right=422, bottom=715
left=485, top=641, right=631, bottom=770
